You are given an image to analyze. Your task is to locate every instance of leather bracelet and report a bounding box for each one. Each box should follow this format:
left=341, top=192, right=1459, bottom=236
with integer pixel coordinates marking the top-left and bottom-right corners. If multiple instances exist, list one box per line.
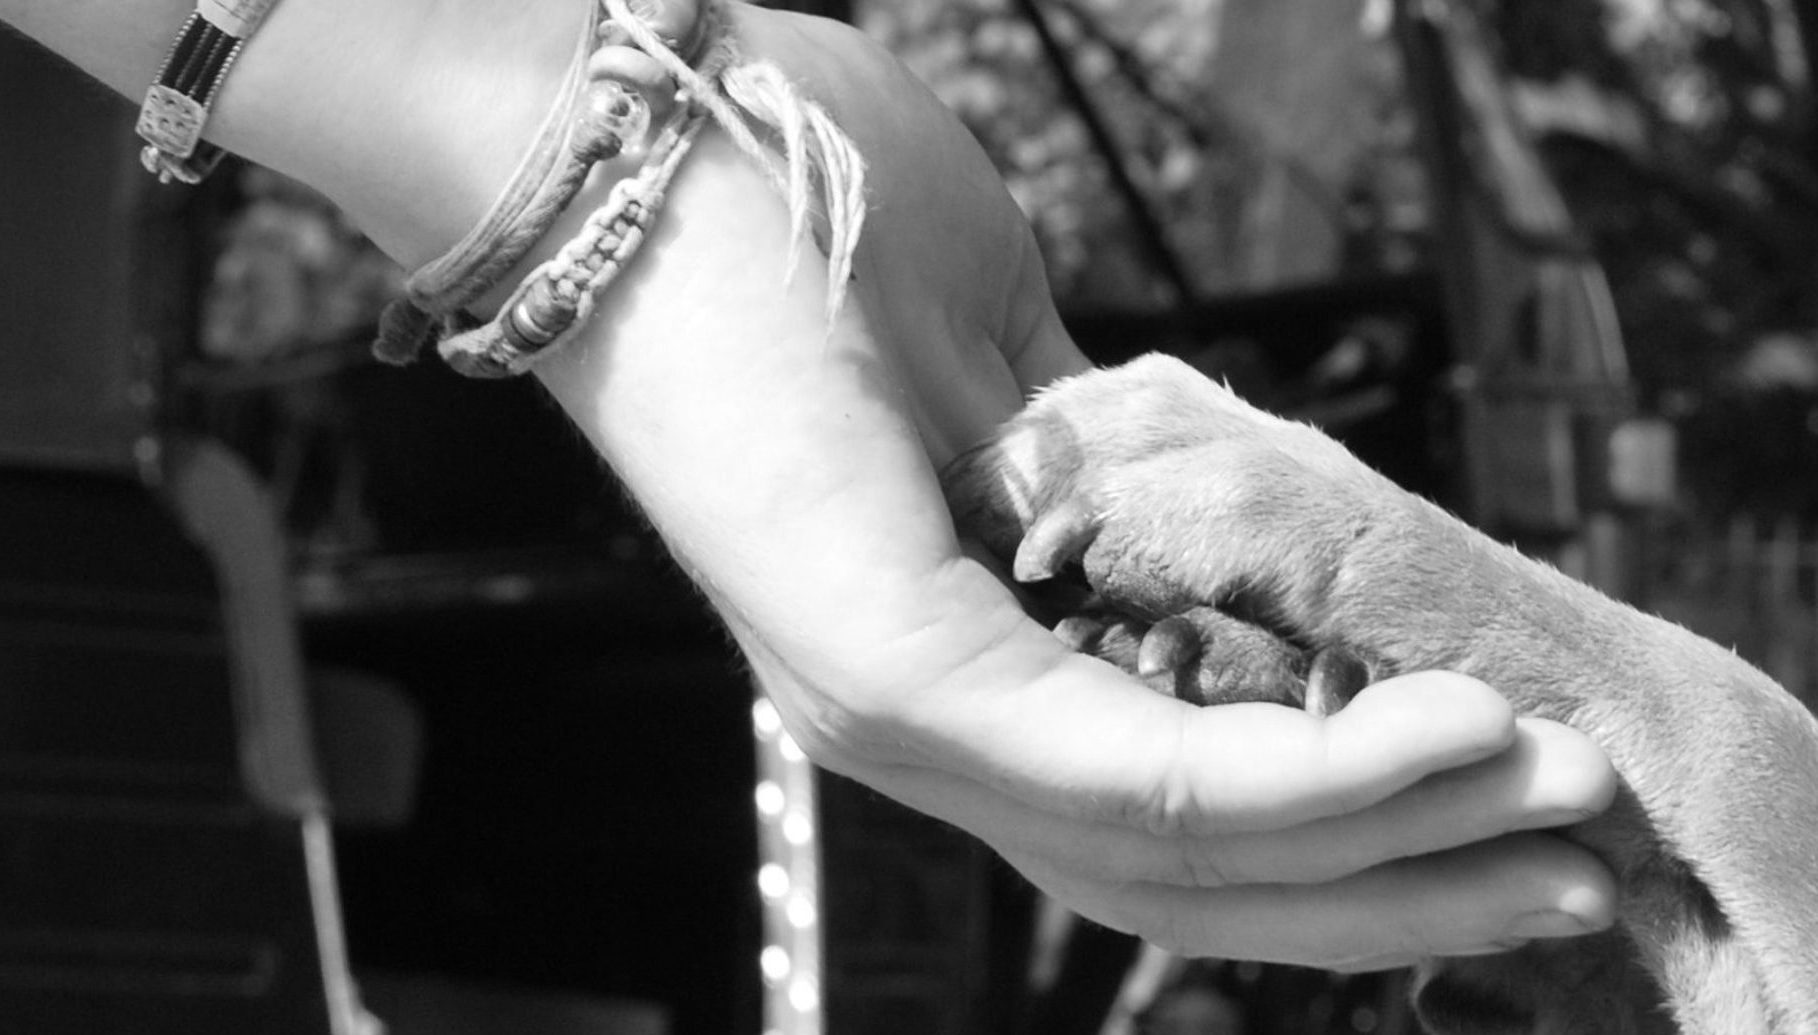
left=137, top=0, right=283, bottom=184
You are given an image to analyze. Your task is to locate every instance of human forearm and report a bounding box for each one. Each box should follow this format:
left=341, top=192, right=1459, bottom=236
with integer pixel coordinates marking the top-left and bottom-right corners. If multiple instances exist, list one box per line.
left=0, top=0, right=575, bottom=269
left=0, top=0, right=193, bottom=98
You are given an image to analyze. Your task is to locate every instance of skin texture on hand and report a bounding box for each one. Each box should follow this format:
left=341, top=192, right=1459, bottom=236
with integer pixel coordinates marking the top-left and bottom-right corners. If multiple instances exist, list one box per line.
left=0, top=0, right=1618, bottom=967
left=531, top=4, right=1619, bottom=967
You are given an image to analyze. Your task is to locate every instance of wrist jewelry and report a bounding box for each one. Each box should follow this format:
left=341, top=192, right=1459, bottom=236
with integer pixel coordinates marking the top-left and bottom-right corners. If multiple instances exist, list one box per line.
left=375, top=0, right=869, bottom=377
left=137, top=0, right=284, bottom=184
left=371, top=0, right=691, bottom=370
left=431, top=106, right=709, bottom=377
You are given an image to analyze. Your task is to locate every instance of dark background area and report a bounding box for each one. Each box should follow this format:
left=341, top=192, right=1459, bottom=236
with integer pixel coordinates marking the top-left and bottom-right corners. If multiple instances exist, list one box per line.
left=4, top=1, right=1818, bottom=1034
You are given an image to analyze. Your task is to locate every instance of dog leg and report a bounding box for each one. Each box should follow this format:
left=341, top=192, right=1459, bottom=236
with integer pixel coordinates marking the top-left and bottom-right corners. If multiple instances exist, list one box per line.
left=1412, top=805, right=1777, bottom=1035
left=943, top=354, right=1818, bottom=1034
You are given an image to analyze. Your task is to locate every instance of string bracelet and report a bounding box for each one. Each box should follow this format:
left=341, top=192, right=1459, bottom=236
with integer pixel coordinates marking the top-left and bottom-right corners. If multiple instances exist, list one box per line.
left=377, top=0, right=870, bottom=377
left=372, top=1, right=692, bottom=365
left=602, top=0, right=867, bottom=325
left=396, top=1, right=607, bottom=319
left=434, top=108, right=709, bottom=377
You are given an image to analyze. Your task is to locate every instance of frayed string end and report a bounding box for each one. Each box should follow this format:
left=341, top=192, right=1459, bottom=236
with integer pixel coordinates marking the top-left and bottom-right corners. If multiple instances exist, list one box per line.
left=606, top=0, right=867, bottom=324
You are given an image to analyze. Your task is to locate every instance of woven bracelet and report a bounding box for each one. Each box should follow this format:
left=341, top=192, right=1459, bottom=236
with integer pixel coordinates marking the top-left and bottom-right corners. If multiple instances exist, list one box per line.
left=433, top=107, right=709, bottom=377
left=137, top=0, right=283, bottom=184
left=377, top=0, right=869, bottom=377
left=372, top=0, right=712, bottom=368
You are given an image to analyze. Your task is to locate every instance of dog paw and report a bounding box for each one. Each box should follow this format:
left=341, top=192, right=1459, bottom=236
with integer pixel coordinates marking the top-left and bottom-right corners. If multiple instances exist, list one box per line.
left=943, top=353, right=1406, bottom=652
left=1054, top=600, right=1374, bottom=715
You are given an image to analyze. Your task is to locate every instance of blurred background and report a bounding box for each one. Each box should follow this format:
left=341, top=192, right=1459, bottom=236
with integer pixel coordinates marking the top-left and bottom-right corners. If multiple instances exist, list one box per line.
left=2, top=0, right=1816, bottom=1033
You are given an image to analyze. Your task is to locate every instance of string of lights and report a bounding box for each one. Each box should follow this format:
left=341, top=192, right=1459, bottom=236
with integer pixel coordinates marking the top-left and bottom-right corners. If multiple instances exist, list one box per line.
left=752, top=694, right=824, bottom=1035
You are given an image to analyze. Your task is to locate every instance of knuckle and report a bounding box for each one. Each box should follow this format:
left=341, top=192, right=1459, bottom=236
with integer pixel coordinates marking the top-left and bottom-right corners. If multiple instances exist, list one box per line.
left=1125, top=718, right=1199, bottom=840
left=1126, top=710, right=1245, bottom=847
left=1124, top=790, right=1189, bottom=841
left=1173, top=840, right=1237, bottom=889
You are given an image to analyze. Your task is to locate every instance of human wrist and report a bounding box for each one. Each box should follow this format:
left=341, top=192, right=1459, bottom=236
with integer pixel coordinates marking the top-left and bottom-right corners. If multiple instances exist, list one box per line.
left=363, top=0, right=869, bottom=377
left=210, top=0, right=581, bottom=269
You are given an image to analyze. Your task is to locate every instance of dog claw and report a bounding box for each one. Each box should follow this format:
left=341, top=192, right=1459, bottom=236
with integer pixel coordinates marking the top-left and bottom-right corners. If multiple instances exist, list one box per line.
left=1013, top=500, right=1096, bottom=583
left=1137, top=616, right=1200, bottom=678
left=1304, top=645, right=1371, bottom=717
left=1053, top=615, right=1106, bottom=653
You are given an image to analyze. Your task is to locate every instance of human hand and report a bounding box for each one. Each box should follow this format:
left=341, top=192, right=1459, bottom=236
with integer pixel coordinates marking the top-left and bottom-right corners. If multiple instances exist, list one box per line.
left=533, top=0, right=1617, bottom=967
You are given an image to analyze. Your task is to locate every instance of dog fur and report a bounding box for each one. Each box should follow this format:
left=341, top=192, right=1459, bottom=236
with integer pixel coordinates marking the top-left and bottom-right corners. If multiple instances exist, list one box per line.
left=941, top=354, right=1818, bottom=1035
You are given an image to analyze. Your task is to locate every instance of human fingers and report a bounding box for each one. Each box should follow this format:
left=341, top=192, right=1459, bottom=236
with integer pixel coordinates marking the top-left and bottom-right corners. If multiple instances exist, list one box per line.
left=1008, top=832, right=1617, bottom=968
left=884, top=656, right=1520, bottom=840
left=843, top=709, right=1609, bottom=890
left=1170, top=715, right=1616, bottom=883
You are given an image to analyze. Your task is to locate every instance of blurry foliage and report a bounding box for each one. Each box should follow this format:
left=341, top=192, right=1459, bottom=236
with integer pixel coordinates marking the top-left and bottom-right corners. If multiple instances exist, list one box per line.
left=862, top=0, right=1818, bottom=518
left=857, top=0, right=1428, bottom=307
left=1491, top=0, right=1818, bottom=516
left=193, top=0, right=1818, bottom=516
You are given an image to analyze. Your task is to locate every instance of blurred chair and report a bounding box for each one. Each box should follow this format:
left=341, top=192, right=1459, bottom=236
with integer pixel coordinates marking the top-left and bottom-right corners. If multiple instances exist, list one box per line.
left=0, top=29, right=666, bottom=1035
left=0, top=442, right=370, bottom=1035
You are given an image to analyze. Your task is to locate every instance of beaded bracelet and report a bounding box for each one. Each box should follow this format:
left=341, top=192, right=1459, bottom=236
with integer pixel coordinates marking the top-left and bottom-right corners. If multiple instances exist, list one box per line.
left=434, top=107, right=708, bottom=377
left=372, top=0, right=711, bottom=369
left=394, top=0, right=715, bottom=327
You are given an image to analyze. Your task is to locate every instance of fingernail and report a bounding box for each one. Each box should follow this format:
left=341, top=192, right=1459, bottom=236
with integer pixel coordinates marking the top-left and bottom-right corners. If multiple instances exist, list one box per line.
left=1503, top=910, right=1601, bottom=940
